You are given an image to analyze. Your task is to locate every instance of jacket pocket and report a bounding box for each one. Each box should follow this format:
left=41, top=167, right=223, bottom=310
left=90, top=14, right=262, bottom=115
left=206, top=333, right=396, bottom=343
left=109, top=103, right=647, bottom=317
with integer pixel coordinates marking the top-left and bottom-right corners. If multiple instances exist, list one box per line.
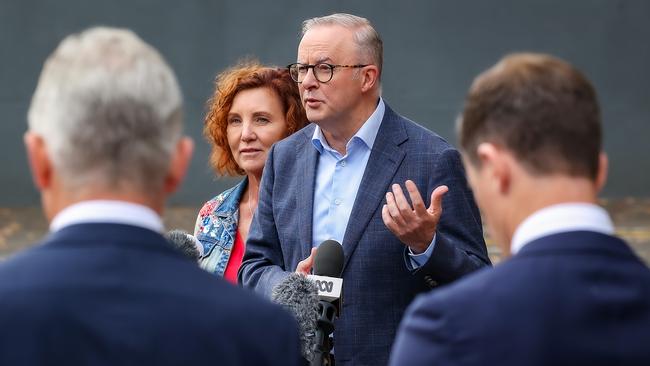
left=196, top=232, right=233, bottom=276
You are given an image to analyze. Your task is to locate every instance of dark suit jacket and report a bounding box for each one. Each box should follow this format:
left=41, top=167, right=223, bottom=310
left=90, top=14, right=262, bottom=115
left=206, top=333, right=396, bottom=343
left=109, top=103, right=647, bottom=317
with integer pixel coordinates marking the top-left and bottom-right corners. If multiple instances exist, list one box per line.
left=0, top=223, right=302, bottom=366
left=240, top=104, right=490, bottom=365
left=390, top=231, right=650, bottom=366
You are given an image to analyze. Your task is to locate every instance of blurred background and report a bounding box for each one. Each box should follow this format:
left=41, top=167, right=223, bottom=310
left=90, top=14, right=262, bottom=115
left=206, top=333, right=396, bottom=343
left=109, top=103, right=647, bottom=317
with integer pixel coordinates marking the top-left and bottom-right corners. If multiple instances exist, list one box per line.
left=1, top=0, right=649, bottom=262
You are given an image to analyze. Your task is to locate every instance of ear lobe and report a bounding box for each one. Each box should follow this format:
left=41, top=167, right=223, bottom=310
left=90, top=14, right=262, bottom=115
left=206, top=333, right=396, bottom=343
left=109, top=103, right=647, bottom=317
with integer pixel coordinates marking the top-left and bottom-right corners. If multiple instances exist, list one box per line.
left=595, top=152, right=608, bottom=192
left=164, top=137, right=194, bottom=194
left=24, top=132, right=53, bottom=190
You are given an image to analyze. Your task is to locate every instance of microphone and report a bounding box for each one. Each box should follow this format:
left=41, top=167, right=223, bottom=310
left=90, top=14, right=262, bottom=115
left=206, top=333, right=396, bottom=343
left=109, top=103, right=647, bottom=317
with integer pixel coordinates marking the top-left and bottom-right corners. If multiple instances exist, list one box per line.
left=165, top=229, right=203, bottom=261
left=271, top=273, right=320, bottom=362
left=313, top=239, right=344, bottom=277
left=310, top=239, right=344, bottom=366
left=269, top=239, right=344, bottom=363
left=308, top=239, right=345, bottom=305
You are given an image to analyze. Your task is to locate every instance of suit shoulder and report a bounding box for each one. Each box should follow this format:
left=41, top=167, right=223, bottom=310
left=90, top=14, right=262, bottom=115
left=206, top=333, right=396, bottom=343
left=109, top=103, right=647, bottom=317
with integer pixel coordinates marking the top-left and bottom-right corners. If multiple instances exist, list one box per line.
left=394, top=113, right=455, bottom=153
left=0, top=242, right=48, bottom=282
left=413, top=258, right=534, bottom=314
left=274, top=123, right=315, bottom=152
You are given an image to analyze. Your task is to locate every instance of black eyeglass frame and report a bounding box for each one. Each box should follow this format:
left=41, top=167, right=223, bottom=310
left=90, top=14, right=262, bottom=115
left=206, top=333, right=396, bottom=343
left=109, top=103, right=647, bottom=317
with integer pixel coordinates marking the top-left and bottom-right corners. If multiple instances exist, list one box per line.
left=287, top=62, right=370, bottom=83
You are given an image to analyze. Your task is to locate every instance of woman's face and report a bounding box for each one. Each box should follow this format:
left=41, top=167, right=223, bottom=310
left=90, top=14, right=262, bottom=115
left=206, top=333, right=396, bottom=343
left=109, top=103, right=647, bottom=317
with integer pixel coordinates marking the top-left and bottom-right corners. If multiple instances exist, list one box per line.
left=227, top=87, right=289, bottom=178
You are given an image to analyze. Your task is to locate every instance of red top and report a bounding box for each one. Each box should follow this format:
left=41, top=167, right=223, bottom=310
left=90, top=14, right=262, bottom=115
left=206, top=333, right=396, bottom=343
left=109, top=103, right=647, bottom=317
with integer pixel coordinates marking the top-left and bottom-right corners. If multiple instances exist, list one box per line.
left=223, top=230, right=245, bottom=284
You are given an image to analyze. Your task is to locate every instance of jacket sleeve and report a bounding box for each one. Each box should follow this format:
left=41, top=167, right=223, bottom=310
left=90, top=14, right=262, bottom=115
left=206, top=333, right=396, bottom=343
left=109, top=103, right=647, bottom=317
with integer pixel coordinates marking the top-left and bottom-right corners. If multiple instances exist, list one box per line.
left=407, top=148, right=491, bottom=286
left=238, top=144, right=291, bottom=298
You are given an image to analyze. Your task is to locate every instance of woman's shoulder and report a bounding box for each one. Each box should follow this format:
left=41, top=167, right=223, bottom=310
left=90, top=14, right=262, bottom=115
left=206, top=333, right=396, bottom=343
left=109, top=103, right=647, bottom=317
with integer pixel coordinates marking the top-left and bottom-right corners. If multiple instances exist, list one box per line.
left=198, top=184, right=241, bottom=218
left=197, top=195, right=223, bottom=221
left=195, top=184, right=242, bottom=236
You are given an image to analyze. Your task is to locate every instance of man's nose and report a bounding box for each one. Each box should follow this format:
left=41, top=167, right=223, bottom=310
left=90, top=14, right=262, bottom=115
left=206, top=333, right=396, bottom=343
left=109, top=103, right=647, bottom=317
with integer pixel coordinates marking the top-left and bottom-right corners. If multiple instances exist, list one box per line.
left=301, top=67, right=319, bottom=89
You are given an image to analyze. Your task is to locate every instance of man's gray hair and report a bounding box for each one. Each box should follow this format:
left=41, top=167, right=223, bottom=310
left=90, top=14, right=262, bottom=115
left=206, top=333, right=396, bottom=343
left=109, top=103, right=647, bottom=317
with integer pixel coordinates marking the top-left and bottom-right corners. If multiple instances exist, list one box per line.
left=27, top=27, right=183, bottom=194
left=302, top=13, right=383, bottom=79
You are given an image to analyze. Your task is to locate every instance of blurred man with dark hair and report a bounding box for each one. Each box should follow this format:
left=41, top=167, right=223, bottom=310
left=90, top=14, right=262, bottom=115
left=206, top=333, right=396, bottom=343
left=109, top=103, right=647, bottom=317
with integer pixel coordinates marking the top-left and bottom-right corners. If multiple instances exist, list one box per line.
left=390, top=53, right=650, bottom=366
left=0, top=27, right=302, bottom=366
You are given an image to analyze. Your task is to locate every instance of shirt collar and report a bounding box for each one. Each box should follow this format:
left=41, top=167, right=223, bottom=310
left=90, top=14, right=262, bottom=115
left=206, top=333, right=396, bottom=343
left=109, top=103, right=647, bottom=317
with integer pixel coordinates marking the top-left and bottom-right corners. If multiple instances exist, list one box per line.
left=50, top=200, right=164, bottom=233
left=511, top=203, right=614, bottom=255
left=311, top=98, right=385, bottom=154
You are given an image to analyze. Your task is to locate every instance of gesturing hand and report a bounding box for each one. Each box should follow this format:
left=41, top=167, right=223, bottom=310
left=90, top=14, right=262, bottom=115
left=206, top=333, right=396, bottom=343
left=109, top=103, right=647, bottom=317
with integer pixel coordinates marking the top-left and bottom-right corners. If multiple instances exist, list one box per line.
left=382, top=180, right=448, bottom=253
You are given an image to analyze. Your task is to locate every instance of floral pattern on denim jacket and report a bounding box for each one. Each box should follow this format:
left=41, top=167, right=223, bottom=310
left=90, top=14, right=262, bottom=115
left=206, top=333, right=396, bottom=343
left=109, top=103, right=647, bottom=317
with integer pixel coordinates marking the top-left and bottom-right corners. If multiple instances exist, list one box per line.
left=194, top=179, right=247, bottom=277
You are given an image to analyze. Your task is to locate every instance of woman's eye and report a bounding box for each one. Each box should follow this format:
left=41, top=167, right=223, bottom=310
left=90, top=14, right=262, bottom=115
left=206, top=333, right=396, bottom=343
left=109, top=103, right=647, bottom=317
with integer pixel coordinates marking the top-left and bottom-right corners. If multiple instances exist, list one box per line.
left=228, top=118, right=241, bottom=125
left=256, top=117, right=270, bottom=124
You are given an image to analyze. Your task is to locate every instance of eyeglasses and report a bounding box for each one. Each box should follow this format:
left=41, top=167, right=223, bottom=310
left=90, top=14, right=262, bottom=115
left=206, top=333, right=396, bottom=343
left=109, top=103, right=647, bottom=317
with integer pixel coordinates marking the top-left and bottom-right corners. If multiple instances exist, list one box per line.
left=287, top=62, right=369, bottom=83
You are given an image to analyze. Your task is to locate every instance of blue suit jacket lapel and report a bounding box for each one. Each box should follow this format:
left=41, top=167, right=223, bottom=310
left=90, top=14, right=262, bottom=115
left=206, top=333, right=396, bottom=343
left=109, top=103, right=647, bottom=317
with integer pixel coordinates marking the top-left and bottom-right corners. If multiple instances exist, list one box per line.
left=297, top=125, right=319, bottom=259
left=341, top=106, right=407, bottom=271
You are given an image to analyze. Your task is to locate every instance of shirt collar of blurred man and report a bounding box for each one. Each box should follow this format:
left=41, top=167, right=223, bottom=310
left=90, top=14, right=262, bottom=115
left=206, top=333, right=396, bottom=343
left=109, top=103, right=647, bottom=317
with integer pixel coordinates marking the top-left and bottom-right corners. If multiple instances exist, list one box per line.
left=510, top=202, right=614, bottom=254
left=49, top=200, right=164, bottom=233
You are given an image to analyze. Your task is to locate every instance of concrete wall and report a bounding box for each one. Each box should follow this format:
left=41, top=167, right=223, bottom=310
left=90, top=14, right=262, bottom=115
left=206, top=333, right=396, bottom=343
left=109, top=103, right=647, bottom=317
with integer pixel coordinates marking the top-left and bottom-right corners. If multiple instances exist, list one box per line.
left=1, top=0, right=648, bottom=206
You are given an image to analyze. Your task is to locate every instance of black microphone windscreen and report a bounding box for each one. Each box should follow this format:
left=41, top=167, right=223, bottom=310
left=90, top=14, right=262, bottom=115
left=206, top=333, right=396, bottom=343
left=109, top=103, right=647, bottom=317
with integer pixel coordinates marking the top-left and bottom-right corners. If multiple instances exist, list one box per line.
left=313, top=240, right=344, bottom=277
left=165, top=229, right=202, bottom=261
left=271, top=273, right=319, bottom=361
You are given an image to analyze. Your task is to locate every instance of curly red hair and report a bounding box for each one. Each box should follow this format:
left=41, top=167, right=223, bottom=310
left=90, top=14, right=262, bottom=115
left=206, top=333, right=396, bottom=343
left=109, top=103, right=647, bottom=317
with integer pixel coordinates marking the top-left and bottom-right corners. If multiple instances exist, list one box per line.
left=204, top=61, right=308, bottom=176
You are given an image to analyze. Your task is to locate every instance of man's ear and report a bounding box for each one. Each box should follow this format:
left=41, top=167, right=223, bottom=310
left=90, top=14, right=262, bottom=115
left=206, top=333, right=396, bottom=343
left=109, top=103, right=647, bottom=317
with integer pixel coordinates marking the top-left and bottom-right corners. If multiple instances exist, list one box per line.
left=360, top=65, right=380, bottom=93
left=164, top=137, right=194, bottom=194
left=476, top=142, right=511, bottom=194
left=595, top=152, right=608, bottom=192
left=24, top=132, right=53, bottom=191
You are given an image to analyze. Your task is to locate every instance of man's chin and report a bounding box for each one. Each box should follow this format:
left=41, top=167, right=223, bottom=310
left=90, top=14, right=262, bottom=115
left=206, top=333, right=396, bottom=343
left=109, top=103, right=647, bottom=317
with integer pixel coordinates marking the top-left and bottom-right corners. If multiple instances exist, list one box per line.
left=306, top=111, right=325, bottom=124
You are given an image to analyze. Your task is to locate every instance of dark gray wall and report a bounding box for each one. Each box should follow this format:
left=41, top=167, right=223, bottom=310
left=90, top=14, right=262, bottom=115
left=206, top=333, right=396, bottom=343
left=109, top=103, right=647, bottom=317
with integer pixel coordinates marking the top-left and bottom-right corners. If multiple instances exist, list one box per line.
left=1, top=0, right=648, bottom=206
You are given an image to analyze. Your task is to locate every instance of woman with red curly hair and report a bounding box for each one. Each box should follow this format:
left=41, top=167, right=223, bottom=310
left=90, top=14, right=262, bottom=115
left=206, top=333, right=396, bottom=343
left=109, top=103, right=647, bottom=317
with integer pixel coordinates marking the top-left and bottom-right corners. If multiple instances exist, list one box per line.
left=194, top=62, right=308, bottom=283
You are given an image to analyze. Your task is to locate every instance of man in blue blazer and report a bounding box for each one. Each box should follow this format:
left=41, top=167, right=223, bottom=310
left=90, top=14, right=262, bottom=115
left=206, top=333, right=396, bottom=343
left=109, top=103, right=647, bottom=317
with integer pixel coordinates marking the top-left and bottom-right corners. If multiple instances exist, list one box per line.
left=0, top=27, right=302, bottom=365
left=239, top=14, right=490, bottom=365
left=390, top=53, right=650, bottom=365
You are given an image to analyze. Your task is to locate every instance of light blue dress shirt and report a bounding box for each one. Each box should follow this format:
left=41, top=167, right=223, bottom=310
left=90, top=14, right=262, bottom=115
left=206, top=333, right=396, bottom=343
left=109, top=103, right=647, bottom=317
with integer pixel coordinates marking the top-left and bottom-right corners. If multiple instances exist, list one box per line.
left=310, top=99, right=434, bottom=268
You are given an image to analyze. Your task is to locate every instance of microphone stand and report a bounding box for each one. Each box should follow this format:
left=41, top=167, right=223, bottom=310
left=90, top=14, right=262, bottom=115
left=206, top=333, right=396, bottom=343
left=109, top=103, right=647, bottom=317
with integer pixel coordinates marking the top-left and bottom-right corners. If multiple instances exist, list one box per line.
left=311, top=300, right=337, bottom=366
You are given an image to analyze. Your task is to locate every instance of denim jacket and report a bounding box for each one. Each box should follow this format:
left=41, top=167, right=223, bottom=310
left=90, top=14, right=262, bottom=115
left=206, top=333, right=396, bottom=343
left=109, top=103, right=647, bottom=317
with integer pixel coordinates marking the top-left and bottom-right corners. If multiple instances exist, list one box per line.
left=194, top=179, right=247, bottom=277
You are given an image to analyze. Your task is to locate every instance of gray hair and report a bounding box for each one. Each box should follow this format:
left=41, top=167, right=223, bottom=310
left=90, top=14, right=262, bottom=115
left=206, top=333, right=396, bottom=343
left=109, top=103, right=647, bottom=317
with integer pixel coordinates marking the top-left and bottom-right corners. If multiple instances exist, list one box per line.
left=302, top=13, right=383, bottom=79
left=27, top=27, right=183, bottom=194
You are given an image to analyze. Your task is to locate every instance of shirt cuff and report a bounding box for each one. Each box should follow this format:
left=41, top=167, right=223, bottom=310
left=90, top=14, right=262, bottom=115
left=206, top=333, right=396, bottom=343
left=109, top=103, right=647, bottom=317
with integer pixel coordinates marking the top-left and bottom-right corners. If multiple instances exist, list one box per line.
left=408, top=234, right=436, bottom=269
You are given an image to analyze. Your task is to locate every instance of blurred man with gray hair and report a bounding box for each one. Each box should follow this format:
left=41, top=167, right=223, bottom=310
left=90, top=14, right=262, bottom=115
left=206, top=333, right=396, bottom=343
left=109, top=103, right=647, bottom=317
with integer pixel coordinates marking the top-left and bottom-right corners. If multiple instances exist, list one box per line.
left=0, top=27, right=302, bottom=365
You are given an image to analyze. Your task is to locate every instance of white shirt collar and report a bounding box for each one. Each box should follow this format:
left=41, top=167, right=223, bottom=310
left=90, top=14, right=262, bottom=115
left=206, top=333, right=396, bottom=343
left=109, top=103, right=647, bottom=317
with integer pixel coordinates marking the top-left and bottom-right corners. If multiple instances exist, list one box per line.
left=50, top=200, right=164, bottom=233
left=311, top=98, right=385, bottom=153
left=511, top=203, right=614, bottom=255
